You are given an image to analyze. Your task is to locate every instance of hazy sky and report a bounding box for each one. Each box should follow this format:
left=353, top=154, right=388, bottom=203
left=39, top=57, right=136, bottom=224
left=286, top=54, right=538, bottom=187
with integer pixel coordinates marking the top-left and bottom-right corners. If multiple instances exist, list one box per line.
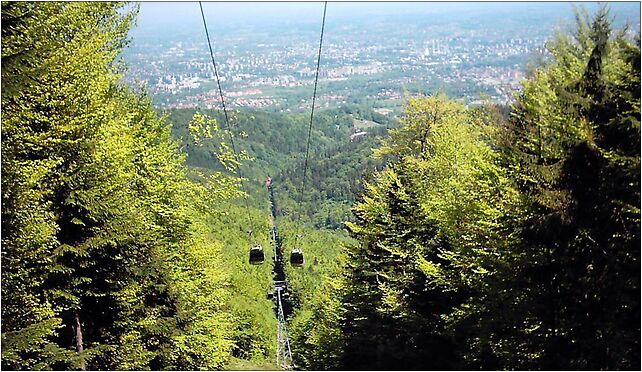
left=131, top=2, right=640, bottom=35
left=135, top=2, right=639, bottom=22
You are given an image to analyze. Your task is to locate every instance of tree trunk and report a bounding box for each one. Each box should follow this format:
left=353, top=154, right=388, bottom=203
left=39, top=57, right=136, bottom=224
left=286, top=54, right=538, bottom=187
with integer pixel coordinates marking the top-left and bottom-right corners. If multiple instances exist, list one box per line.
left=74, top=311, right=86, bottom=371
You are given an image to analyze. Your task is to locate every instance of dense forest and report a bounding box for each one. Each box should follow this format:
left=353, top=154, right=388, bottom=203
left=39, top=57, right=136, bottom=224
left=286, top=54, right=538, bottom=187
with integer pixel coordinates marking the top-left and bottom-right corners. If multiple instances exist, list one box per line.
left=162, top=102, right=395, bottom=230
left=2, top=2, right=639, bottom=371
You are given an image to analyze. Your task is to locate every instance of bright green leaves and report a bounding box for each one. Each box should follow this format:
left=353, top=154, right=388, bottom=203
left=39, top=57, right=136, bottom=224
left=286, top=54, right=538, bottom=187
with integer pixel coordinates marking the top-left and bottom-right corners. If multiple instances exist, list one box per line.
left=283, top=220, right=350, bottom=370
left=340, top=89, right=529, bottom=369
left=188, top=111, right=252, bottom=174
left=369, top=95, right=520, bottom=290
left=374, top=93, right=464, bottom=160
left=189, top=111, right=219, bottom=146
left=186, top=112, right=249, bottom=211
left=2, top=3, right=143, bottom=369
left=1, top=2, right=266, bottom=370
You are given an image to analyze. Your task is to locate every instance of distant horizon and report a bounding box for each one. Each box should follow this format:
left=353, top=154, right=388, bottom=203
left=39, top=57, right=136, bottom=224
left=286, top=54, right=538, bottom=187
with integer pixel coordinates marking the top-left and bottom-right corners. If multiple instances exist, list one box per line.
left=122, top=1, right=641, bottom=111
left=132, top=1, right=640, bottom=31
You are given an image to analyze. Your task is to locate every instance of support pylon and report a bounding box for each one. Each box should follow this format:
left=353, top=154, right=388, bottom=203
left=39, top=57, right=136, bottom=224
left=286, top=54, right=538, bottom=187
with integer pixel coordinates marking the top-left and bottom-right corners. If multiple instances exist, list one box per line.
left=276, top=287, right=293, bottom=369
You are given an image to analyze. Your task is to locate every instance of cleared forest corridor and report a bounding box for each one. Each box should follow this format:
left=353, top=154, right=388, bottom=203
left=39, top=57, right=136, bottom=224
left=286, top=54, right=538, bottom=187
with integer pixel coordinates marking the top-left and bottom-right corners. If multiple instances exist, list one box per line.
left=267, top=181, right=295, bottom=369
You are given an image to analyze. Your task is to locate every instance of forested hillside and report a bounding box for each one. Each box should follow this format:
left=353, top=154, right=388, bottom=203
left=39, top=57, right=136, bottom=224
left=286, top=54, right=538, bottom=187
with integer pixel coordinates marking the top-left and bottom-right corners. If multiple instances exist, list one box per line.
left=289, top=7, right=641, bottom=370
left=2, top=2, right=639, bottom=371
left=164, top=106, right=395, bottom=229
left=2, top=3, right=276, bottom=369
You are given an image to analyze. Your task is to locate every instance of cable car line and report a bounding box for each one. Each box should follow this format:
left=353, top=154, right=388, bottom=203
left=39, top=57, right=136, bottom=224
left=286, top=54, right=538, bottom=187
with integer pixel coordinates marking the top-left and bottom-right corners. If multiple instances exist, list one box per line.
left=268, top=184, right=294, bottom=368
left=301, top=1, right=328, bottom=201
left=199, top=2, right=257, bottom=241
left=293, top=1, right=327, bottom=252
left=198, top=2, right=328, bottom=367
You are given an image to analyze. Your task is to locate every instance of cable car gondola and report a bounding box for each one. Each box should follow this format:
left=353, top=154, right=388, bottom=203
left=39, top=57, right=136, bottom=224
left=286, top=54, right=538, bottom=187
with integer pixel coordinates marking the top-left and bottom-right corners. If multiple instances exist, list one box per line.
left=249, top=244, right=265, bottom=265
left=290, top=247, right=304, bottom=267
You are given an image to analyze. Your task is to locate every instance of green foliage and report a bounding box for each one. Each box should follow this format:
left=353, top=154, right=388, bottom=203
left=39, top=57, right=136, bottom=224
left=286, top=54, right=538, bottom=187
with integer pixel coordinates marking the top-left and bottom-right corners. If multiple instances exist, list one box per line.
left=2, top=2, right=275, bottom=370
left=275, top=129, right=387, bottom=229
left=165, top=107, right=394, bottom=229
left=337, top=94, right=521, bottom=369
left=497, top=5, right=640, bottom=369
left=3, top=3, right=637, bottom=371
left=308, top=5, right=640, bottom=371
left=277, top=219, right=350, bottom=370
left=206, top=206, right=277, bottom=362
left=288, top=276, right=346, bottom=370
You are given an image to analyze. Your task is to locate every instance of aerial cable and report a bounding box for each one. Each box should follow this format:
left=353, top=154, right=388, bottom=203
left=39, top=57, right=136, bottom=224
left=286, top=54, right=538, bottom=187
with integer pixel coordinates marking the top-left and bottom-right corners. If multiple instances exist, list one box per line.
left=199, top=2, right=256, bottom=238
left=294, top=1, right=327, bottom=247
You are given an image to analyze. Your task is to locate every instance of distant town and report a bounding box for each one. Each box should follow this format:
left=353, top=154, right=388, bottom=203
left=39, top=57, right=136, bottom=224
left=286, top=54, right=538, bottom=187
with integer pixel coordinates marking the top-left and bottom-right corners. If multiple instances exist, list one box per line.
left=121, top=4, right=637, bottom=113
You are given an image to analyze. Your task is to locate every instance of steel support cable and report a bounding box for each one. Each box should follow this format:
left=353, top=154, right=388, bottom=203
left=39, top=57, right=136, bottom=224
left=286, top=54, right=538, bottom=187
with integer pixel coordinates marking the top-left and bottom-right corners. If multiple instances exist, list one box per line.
left=294, top=1, right=327, bottom=247
left=199, top=2, right=256, bottom=237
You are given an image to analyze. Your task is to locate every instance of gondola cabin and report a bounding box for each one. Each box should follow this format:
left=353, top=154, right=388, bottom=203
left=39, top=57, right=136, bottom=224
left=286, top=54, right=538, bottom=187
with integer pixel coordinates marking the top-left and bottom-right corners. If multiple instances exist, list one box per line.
left=290, top=247, right=304, bottom=267
left=249, top=244, right=265, bottom=265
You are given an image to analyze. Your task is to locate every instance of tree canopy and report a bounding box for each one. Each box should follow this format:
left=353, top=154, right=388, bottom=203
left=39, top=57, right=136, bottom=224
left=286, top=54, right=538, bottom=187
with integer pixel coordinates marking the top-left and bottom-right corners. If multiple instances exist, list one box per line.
left=1, top=3, right=638, bottom=371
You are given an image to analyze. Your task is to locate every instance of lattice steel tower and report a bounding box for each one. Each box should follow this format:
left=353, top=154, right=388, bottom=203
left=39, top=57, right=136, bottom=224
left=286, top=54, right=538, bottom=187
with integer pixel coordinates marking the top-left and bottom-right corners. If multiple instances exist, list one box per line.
left=276, top=286, right=293, bottom=368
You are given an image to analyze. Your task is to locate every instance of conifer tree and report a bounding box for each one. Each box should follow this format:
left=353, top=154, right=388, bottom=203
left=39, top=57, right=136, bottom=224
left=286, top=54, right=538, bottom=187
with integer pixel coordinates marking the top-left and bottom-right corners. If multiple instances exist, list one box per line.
left=502, top=6, right=640, bottom=369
